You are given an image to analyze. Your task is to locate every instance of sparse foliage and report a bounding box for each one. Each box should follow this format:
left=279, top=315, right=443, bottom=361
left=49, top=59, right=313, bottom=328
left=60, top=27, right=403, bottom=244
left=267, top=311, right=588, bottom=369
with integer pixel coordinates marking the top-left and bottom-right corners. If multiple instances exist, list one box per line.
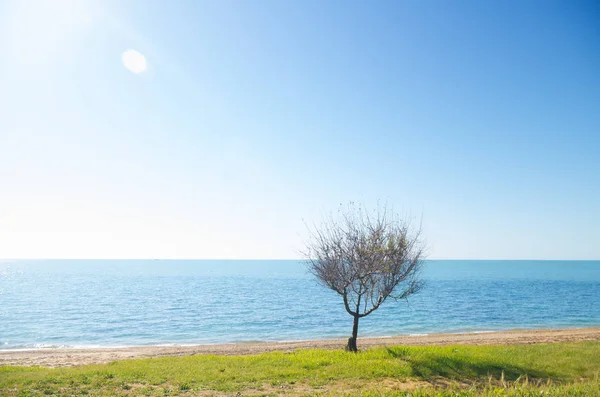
left=303, top=203, right=425, bottom=352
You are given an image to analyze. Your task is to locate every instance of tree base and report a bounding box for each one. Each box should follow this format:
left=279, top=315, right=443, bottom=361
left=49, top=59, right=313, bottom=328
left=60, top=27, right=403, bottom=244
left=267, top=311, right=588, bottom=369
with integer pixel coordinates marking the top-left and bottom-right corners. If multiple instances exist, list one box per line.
left=346, top=336, right=358, bottom=352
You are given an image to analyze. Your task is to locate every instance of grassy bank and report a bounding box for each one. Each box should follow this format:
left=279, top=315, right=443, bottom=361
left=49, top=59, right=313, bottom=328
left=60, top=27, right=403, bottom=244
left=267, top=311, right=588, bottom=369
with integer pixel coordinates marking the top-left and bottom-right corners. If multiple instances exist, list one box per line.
left=2, top=342, right=600, bottom=396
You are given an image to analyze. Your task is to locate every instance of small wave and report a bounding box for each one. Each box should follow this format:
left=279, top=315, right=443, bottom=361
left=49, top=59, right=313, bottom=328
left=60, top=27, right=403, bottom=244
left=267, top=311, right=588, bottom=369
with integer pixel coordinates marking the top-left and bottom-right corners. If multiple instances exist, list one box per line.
left=408, top=333, right=429, bottom=337
left=1, top=343, right=72, bottom=351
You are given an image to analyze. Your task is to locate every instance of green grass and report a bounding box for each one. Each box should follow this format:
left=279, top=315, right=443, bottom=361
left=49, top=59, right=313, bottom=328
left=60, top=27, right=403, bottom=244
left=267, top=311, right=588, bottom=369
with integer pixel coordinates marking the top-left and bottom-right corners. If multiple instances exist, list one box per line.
left=1, top=342, right=600, bottom=396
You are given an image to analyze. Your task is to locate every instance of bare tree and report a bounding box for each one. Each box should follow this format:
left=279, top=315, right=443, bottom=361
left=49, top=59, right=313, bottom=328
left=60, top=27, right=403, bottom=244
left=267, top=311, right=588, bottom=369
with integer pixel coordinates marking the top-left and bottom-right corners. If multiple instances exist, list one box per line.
left=303, top=203, right=425, bottom=352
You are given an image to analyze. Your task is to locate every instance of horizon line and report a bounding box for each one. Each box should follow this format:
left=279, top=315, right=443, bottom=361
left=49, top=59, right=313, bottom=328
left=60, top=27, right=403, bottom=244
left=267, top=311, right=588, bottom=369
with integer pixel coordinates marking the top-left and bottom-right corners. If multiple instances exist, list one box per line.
left=1, top=258, right=599, bottom=261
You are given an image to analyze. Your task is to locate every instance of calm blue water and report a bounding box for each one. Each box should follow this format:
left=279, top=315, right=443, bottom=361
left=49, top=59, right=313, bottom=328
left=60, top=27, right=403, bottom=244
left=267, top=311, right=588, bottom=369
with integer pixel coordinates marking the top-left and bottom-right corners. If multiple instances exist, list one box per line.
left=1, top=260, right=599, bottom=350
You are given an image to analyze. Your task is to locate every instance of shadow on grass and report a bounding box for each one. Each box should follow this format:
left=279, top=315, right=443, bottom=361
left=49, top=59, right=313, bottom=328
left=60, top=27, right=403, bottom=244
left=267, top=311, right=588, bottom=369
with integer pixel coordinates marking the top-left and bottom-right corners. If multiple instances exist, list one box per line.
left=385, top=347, right=558, bottom=383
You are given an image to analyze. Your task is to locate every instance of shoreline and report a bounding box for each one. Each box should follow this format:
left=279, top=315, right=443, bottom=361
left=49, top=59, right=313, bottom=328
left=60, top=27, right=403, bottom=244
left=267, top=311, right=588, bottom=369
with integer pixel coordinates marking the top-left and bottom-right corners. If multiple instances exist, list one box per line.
left=2, top=327, right=600, bottom=367
left=3, top=326, right=592, bottom=352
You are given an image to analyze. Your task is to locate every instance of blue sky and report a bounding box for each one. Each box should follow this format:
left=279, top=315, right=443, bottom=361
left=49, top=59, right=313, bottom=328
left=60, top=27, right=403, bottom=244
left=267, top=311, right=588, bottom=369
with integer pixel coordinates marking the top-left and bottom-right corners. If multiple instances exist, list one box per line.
left=0, top=0, right=598, bottom=259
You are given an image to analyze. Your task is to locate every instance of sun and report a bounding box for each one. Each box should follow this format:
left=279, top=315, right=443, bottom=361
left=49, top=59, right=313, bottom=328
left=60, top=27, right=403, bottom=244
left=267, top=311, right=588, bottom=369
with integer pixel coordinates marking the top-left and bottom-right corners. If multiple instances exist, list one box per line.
left=122, top=49, right=147, bottom=74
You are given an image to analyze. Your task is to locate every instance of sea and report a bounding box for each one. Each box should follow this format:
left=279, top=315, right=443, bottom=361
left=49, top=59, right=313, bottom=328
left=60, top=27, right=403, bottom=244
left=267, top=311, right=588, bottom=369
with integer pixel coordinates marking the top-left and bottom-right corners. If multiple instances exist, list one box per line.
left=1, top=260, right=599, bottom=350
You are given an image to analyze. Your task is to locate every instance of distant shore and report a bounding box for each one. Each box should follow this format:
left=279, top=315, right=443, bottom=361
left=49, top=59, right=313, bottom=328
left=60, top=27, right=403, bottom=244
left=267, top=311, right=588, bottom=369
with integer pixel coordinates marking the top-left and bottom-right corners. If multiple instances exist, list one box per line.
left=2, top=327, right=600, bottom=367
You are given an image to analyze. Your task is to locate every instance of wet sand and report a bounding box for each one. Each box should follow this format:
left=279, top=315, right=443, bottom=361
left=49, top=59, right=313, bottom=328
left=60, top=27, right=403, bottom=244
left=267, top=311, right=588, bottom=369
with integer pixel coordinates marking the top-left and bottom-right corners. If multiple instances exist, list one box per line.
left=2, top=328, right=599, bottom=367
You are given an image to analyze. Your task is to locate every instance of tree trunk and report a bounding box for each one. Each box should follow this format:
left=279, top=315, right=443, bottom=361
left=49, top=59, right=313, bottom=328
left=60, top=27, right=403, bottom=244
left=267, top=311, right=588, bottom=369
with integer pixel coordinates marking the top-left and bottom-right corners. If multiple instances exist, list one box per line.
left=346, top=314, right=360, bottom=352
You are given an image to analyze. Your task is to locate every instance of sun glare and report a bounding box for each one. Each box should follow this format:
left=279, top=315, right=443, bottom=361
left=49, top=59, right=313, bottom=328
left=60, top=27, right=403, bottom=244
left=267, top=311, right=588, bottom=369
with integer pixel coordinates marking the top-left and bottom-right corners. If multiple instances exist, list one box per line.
left=122, top=49, right=147, bottom=74
left=5, top=0, right=93, bottom=65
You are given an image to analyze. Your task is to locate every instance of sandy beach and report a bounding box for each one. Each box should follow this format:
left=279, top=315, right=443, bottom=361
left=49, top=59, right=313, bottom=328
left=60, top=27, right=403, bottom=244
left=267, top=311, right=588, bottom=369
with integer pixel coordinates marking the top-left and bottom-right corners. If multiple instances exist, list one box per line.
left=1, top=328, right=599, bottom=367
